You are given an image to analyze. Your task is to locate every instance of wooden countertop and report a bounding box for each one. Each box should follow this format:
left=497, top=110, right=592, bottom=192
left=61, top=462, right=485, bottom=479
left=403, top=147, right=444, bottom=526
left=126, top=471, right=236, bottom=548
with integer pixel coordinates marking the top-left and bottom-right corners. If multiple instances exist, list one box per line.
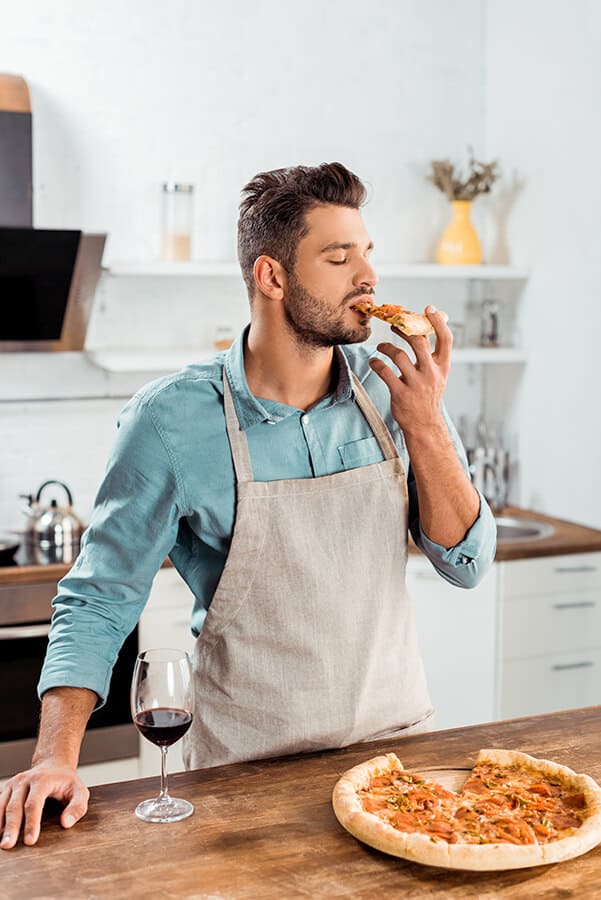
left=0, top=556, right=173, bottom=587
left=1, top=507, right=600, bottom=586
left=2, top=707, right=601, bottom=898
left=492, top=506, right=601, bottom=562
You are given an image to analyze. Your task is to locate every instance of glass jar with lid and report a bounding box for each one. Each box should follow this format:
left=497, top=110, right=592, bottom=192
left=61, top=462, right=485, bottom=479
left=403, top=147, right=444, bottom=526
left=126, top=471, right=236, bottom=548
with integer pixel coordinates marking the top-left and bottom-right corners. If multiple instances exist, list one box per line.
left=161, top=182, right=194, bottom=261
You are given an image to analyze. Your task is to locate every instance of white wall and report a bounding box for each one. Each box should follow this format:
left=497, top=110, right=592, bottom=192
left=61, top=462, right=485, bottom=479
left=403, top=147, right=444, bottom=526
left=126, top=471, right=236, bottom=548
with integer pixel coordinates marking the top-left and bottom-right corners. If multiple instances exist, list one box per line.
left=1, top=0, right=485, bottom=264
left=0, top=0, right=488, bottom=530
left=484, top=0, right=601, bottom=528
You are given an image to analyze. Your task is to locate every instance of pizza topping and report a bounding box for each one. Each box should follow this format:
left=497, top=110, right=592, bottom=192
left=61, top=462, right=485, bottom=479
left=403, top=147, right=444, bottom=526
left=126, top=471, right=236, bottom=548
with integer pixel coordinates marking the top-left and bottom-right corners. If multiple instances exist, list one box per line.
left=454, top=806, right=471, bottom=820
left=358, top=761, right=590, bottom=846
left=563, top=792, right=586, bottom=809
left=550, top=812, right=583, bottom=831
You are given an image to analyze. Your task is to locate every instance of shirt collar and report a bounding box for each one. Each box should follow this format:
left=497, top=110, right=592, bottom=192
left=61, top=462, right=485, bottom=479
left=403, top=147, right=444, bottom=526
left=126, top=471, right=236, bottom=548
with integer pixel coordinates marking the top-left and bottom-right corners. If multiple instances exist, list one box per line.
left=224, top=326, right=356, bottom=431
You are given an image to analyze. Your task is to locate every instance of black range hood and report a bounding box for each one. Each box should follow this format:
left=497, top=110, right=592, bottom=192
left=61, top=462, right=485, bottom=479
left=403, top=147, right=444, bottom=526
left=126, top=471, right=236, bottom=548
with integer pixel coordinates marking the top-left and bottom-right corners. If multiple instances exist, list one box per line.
left=0, top=227, right=105, bottom=351
left=0, top=73, right=105, bottom=351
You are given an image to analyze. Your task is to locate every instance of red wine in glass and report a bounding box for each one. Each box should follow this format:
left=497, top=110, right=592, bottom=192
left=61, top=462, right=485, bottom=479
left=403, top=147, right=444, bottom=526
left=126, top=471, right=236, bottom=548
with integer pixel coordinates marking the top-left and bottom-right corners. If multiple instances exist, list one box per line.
left=131, top=648, right=194, bottom=823
left=134, top=708, right=192, bottom=746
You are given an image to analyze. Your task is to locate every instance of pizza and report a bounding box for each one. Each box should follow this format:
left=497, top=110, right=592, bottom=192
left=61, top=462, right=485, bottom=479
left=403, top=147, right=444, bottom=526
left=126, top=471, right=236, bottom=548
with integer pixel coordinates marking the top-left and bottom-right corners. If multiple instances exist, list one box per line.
left=332, top=749, right=601, bottom=870
left=351, top=301, right=449, bottom=336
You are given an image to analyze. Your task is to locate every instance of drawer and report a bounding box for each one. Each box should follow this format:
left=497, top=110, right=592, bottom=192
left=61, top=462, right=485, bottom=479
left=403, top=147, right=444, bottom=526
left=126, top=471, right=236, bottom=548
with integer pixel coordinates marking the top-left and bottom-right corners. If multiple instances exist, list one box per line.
left=500, top=650, right=601, bottom=719
left=502, top=552, right=601, bottom=599
left=503, top=589, right=601, bottom=659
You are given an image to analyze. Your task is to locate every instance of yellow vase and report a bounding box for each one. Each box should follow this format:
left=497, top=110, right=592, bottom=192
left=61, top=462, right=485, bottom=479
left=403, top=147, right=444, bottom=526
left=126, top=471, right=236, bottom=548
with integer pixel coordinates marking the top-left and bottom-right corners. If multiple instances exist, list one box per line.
left=436, top=200, right=482, bottom=265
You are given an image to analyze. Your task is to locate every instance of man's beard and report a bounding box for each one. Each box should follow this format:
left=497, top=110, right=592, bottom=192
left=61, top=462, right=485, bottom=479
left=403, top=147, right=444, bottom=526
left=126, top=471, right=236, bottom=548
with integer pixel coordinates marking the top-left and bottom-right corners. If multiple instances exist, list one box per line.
left=283, top=271, right=372, bottom=349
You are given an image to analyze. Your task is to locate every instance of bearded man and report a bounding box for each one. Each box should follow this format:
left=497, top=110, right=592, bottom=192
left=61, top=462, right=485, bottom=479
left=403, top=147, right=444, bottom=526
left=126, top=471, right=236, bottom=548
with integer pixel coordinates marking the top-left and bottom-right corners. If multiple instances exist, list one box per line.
left=0, top=162, right=495, bottom=849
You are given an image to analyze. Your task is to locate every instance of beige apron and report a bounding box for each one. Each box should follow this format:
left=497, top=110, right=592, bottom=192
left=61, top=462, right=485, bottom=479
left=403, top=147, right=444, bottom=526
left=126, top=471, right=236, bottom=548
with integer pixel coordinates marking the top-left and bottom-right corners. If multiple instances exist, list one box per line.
left=183, top=371, right=433, bottom=769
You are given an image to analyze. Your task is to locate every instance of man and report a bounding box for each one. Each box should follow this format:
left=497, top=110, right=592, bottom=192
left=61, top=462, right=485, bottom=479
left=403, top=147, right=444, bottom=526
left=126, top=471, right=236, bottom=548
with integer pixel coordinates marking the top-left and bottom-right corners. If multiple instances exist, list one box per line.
left=0, top=162, right=496, bottom=849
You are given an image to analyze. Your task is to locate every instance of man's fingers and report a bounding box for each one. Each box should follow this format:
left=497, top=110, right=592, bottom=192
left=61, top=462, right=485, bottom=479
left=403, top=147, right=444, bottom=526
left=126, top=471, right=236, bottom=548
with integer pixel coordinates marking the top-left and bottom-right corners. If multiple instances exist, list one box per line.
left=0, top=785, right=9, bottom=831
left=0, top=769, right=88, bottom=849
left=427, top=305, right=453, bottom=372
left=60, top=783, right=89, bottom=829
left=396, top=330, right=433, bottom=369
left=369, top=355, right=409, bottom=393
left=0, top=783, right=27, bottom=850
left=374, top=343, right=415, bottom=381
left=22, top=787, right=49, bottom=846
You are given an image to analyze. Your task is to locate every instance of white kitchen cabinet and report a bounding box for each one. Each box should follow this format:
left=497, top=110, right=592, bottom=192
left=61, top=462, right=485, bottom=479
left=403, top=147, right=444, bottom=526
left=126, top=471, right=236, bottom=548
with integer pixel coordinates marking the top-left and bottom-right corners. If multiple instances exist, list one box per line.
left=502, top=552, right=601, bottom=598
left=501, top=651, right=601, bottom=718
left=498, top=552, right=601, bottom=719
left=139, top=566, right=197, bottom=656
left=405, top=554, right=497, bottom=731
left=138, top=567, right=197, bottom=777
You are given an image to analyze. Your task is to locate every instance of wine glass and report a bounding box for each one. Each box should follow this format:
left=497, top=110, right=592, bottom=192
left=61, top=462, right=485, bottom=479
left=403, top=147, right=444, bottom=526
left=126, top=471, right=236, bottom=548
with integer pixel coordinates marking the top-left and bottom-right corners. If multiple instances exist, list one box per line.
left=131, top=648, right=194, bottom=823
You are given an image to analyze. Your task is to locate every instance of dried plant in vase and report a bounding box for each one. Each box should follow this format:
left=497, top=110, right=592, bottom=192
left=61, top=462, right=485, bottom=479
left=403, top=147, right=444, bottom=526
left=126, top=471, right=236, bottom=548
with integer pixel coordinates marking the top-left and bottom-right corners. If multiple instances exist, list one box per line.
left=428, top=153, right=500, bottom=265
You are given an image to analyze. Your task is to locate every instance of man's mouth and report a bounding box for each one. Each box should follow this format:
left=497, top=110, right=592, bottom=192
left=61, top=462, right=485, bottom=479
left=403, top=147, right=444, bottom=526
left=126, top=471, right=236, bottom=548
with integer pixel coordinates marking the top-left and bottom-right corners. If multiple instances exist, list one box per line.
left=348, top=292, right=374, bottom=310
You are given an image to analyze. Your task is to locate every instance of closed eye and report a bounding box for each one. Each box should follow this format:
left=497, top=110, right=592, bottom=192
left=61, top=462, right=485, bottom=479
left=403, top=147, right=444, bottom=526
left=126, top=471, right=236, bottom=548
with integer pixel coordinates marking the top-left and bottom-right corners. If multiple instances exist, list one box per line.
left=329, top=259, right=347, bottom=265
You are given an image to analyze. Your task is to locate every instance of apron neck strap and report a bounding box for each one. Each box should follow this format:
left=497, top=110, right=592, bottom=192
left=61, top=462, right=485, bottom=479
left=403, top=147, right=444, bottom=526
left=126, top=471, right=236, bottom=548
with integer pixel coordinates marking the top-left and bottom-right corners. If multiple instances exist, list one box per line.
left=222, top=368, right=400, bottom=484
left=351, top=373, right=399, bottom=461
left=223, top=372, right=254, bottom=483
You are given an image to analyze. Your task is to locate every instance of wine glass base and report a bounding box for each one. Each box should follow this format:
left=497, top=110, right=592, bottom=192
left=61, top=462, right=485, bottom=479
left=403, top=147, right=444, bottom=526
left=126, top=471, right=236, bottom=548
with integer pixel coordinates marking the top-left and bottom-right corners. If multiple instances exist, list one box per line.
left=135, top=797, right=194, bottom=823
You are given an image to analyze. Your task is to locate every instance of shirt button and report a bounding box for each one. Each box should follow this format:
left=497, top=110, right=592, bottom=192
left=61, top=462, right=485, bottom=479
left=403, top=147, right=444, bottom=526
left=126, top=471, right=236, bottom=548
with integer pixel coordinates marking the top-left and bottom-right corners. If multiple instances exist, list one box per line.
left=301, top=415, right=309, bottom=426
left=265, top=418, right=276, bottom=425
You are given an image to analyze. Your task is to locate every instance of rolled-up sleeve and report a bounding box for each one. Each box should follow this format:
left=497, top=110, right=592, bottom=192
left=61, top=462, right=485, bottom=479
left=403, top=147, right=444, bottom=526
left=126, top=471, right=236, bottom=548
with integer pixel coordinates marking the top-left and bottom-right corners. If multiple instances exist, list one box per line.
left=412, top=489, right=496, bottom=588
left=408, top=406, right=497, bottom=589
left=38, top=393, right=185, bottom=707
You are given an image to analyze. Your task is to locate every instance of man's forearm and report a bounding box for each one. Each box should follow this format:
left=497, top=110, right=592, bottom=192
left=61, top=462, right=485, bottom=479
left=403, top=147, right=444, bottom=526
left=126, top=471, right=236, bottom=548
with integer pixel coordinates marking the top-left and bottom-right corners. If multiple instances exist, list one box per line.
left=405, top=420, right=480, bottom=549
left=32, top=687, right=98, bottom=769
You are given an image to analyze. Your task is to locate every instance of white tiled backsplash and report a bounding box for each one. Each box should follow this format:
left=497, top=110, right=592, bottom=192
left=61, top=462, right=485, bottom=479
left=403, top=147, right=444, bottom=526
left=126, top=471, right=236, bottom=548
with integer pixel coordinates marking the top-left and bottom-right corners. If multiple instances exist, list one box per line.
left=0, top=398, right=124, bottom=531
left=85, top=272, right=250, bottom=352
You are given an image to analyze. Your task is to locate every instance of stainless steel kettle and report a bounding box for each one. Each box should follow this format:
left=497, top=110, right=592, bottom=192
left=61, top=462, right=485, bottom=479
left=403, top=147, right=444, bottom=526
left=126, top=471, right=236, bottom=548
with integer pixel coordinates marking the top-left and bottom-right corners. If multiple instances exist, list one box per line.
left=22, top=480, right=85, bottom=563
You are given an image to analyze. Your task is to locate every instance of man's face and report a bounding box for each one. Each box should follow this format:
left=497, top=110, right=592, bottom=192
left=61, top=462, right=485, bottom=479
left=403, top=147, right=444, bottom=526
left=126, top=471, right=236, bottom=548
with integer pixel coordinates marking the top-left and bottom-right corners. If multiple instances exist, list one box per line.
left=282, top=204, right=377, bottom=348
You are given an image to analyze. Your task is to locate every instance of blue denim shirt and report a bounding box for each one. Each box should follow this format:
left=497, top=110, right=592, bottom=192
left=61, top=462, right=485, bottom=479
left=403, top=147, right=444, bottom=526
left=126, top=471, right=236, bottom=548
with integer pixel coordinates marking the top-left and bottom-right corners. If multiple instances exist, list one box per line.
left=38, top=330, right=496, bottom=705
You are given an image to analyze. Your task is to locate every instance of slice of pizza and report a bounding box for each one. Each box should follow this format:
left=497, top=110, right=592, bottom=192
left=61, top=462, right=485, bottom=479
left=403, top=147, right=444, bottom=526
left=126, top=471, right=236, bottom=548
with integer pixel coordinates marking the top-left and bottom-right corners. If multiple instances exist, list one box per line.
left=351, top=301, right=449, bottom=336
left=332, top=748, right=601, bottom=871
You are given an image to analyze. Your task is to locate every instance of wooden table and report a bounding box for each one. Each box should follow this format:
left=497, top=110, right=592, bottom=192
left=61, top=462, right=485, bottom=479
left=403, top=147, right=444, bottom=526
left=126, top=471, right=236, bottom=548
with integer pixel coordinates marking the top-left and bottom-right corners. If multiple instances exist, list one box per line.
left=2, top=707, right=601, bottom=898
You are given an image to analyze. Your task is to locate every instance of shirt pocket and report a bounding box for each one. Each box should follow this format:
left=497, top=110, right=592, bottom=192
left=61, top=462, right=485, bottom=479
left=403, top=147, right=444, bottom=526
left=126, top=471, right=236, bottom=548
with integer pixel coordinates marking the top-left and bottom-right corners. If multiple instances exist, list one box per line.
left=337, top=436, right=383, bottom=468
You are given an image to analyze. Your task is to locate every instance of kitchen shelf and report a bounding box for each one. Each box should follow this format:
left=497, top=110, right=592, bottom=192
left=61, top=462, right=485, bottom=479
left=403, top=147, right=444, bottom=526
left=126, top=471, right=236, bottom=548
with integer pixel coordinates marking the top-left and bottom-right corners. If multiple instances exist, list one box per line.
left=87, top=349, right=215, bottom=371
left=88, top=346, right=526, bottom=373
left=0, top=344, right=527, bottom=402
left=108, top=261, right=240, bottom=276
left=108, top=261, right=529, bottom=280
left=371, top=264, right=528, bottom=280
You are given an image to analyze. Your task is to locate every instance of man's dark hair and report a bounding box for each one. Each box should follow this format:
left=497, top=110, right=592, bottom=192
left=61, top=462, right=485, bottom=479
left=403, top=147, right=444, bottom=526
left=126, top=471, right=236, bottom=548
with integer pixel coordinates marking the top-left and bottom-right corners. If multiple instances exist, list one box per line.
left=237, top=162, right=367, bottom=298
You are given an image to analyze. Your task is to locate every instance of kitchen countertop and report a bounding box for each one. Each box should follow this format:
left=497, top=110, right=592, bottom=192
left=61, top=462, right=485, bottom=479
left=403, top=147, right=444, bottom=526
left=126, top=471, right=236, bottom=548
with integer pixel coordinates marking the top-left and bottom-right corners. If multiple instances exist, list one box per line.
left=489, top=506, right=601, bottom=562
left=1, top=506, right=600, bottom=586
left=2, top=706, right=601, bottom=898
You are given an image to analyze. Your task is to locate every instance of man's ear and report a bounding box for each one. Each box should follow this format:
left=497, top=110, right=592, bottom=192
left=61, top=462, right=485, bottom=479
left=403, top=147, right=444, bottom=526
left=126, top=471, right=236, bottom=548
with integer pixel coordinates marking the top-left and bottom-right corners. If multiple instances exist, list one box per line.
left=253, top=256, right=286, bottom=301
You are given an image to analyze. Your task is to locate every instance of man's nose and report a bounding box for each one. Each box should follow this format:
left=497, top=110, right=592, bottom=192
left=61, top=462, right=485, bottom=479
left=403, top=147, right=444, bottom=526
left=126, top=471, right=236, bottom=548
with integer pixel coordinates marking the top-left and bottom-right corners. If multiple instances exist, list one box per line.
left=354, top=257, right=378, bottom=288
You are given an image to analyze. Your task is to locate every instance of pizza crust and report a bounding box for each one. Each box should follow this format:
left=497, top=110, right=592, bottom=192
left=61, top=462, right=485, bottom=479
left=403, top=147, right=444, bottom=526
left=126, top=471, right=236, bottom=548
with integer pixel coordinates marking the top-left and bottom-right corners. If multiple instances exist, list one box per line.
left=448, top=840, right=544, bottom=871
left=332, top=749, right=601, bottom=871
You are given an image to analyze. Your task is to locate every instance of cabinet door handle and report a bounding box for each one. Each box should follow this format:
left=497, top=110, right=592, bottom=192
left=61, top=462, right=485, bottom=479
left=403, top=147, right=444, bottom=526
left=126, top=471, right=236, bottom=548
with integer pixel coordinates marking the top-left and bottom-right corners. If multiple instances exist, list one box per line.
left=551, top=661, right=594, bottom=671
left=552, top=601, right=596, bottom=610
left=553, top=565, right=598, bottom=574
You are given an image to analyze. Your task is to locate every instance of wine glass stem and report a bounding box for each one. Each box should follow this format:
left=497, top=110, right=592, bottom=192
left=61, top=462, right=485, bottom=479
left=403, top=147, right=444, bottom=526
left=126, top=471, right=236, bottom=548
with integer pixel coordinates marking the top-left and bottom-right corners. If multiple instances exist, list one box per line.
left=159, top=746, right=170, bottom=800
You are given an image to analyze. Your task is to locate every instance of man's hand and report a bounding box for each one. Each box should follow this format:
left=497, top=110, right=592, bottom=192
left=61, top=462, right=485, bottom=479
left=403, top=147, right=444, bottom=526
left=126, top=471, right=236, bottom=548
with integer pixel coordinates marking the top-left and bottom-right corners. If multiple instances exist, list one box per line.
left=0, top=686, right=96, bottom=849
left=368, top=305, right=452, bottom=437
left=0, top=761, right=89, bottom=849
left=369, top=306, right=479, bottom=548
